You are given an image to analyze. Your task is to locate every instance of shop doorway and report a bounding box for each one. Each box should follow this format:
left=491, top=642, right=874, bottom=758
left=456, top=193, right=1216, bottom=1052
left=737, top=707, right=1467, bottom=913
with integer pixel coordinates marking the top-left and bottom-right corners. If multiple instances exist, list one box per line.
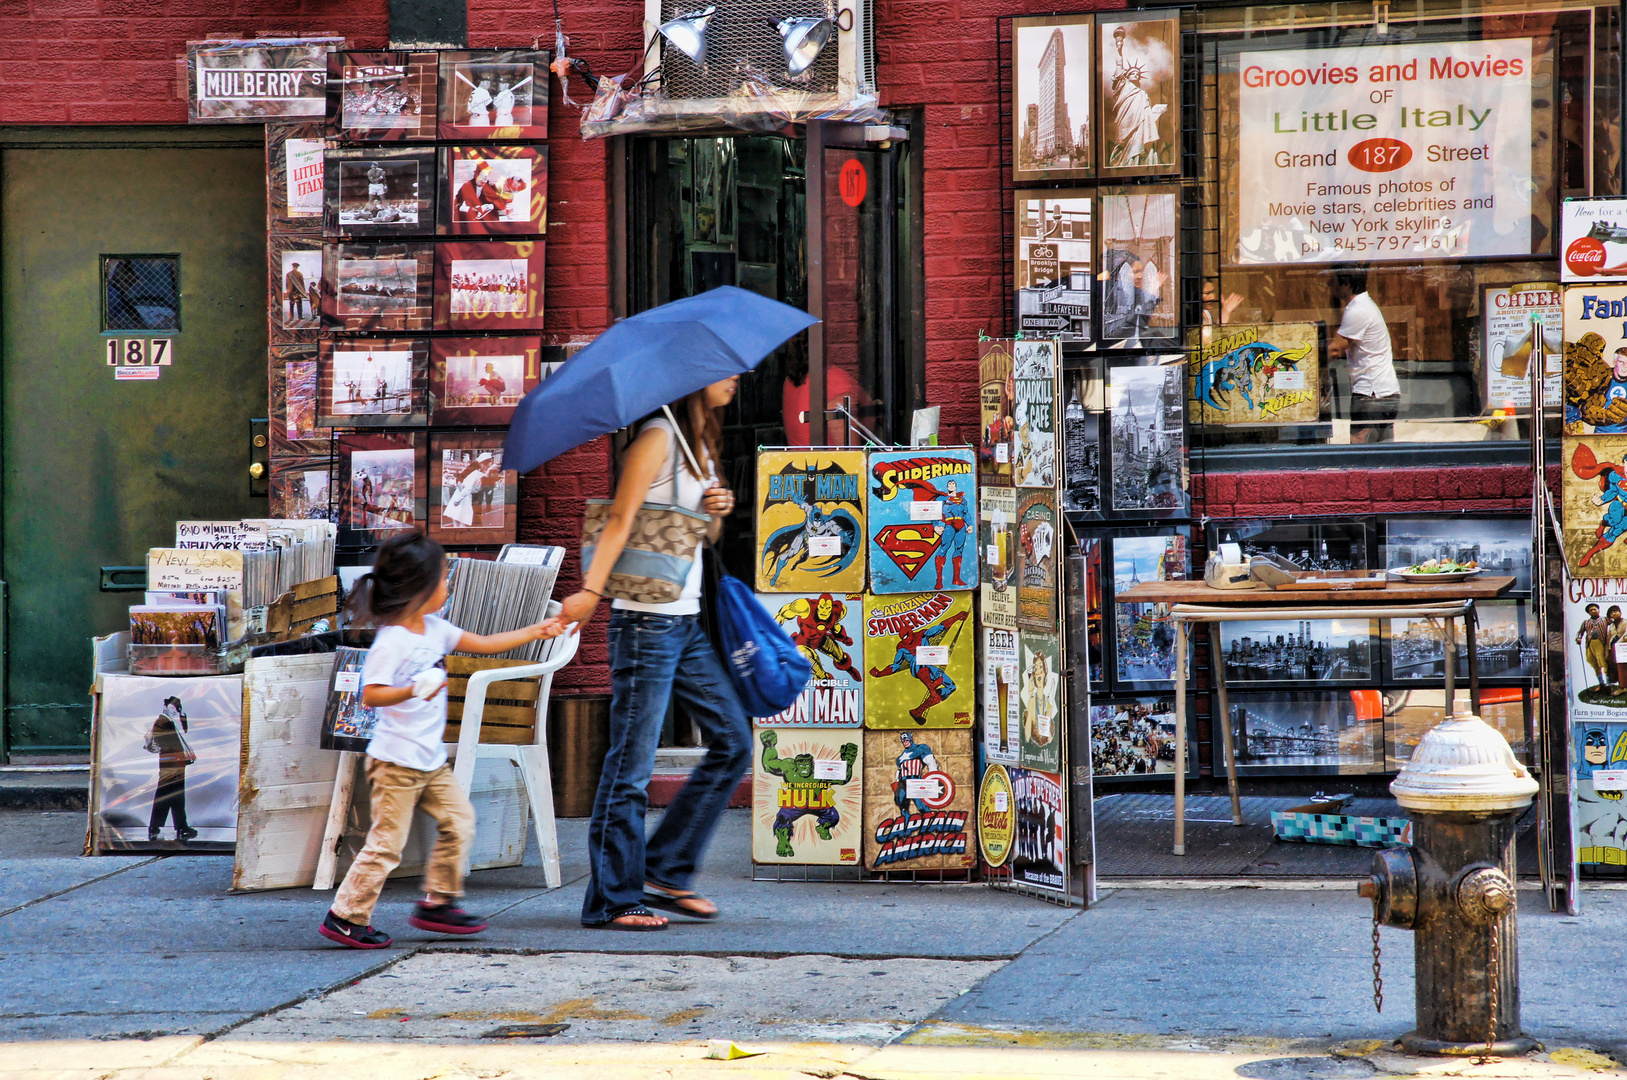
left=0, top=129, right=268, bottom=757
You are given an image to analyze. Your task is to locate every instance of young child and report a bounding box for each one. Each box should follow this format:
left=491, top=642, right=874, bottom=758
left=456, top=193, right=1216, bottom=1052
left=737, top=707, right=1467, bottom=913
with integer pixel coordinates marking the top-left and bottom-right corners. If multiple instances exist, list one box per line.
left=320, top=531, right=556, bottom=949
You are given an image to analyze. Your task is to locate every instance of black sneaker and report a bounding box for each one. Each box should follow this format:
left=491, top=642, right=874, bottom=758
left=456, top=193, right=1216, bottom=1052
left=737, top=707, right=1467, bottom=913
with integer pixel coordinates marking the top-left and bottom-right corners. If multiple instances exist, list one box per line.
left=318, top=910, right=392, bottom=949
left=176, top=827, right=199, bottom=841
left=408, top=901, right=488, bottom=936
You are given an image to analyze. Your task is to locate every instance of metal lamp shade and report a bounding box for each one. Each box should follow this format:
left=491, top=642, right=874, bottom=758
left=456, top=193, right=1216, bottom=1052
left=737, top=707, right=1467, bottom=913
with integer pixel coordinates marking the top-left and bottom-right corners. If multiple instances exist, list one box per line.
left=660, top=6, right=717, bottom=64
left=775, top=15, right=833, bottom=75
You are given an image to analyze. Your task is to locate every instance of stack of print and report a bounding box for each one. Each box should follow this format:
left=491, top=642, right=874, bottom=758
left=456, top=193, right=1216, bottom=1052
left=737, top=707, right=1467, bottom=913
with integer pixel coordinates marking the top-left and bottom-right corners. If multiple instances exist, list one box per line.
left=264, top=48, right=550, bottom=548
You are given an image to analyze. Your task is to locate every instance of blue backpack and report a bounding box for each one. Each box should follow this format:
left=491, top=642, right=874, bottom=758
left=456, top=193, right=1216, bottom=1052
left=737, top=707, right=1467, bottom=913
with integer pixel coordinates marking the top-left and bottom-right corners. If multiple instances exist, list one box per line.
left=713, top=571, right=812, bottom=717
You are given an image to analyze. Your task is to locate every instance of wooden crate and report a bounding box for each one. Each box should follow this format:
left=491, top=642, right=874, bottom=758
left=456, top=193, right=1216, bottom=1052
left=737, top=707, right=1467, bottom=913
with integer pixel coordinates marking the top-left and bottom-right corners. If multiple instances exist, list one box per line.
left=443, top=655, right=541, bottom=746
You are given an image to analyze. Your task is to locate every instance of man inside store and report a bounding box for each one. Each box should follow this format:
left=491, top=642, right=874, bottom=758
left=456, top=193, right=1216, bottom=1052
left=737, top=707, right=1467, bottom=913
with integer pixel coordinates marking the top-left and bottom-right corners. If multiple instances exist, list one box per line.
left=1324, top=264, right=1401, bottom=443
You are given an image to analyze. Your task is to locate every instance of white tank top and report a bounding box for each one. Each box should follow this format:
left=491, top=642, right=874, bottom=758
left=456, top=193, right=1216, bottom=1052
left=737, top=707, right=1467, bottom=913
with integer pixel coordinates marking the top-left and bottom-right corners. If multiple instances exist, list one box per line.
left=612, top=417, right=715, bottom=616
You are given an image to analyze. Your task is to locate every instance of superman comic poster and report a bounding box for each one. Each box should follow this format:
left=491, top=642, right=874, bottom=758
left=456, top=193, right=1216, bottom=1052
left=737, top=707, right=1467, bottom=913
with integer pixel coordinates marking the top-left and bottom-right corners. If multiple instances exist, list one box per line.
left=751, top=726, right=863, bottom=865
left=980, top=484, right=1018, bottom=630
left=755, top=592, right=863, bottom=726
left=862, top=727, right=976, bottom=871
left=1187, top=322, right=1319, bottom=426
left=1574, top=721, right=1627, bottom=867
left=1017, top=488, right=1060, bottom=631
left=1563, top=435, right=1627, bottom=578
left=755, top=450, right=867, bottom=593
left=867, top=448, right=978, bottom=594
left=863, top=591, right=974, bottom=729
left=979, top=338, right=1016, bottom=483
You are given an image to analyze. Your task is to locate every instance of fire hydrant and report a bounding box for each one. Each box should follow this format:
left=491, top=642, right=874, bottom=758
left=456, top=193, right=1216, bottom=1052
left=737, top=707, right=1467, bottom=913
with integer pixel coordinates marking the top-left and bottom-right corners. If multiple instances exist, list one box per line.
left=1358, top=692, right=1539, bottom=1056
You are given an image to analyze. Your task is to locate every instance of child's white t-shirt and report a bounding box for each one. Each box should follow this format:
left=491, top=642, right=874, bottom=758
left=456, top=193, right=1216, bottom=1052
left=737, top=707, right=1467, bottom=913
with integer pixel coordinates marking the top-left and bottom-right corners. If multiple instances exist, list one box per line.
left=361, top=614, right=464, bottom=772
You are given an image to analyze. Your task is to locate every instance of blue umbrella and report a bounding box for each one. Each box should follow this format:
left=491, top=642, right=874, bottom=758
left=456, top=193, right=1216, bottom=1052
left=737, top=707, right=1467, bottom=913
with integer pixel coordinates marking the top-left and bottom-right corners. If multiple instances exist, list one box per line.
left=503, top=286, right=819, bottom=473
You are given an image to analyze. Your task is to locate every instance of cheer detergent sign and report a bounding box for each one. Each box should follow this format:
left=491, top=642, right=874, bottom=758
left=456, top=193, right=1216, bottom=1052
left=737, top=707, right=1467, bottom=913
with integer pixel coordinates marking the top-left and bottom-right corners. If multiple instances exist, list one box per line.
left=1236, top=39, right=1532, bottom=264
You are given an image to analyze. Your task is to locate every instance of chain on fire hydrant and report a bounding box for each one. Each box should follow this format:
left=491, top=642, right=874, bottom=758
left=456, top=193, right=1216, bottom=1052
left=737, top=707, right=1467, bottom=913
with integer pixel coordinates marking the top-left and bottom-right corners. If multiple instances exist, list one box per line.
left=1357, top=692, right=1539, bottom=1056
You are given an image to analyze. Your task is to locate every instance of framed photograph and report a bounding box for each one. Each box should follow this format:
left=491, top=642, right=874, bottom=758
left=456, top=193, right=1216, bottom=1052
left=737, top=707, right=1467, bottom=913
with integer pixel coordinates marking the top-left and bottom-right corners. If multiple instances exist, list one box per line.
left=1089, top=697, right=1195, bottom=779
left=321, top=242, right=434, bottom=333
left=1109, top=530, right=1189, bottom=691
left=323, top=147, right=436, bottom=238
left=429, top=337, right=543, bottom=426
left=1384, top=600, right=1536, bottom=682
left=433, top=241, right=546, bottom=331
left=338, top=432, right=426, bottom=545
left=1014, top=190, right=1093, bottom=342
left=1222, top=690, right=1386, bottom=775
left=93, top=675, right=243, bottom=851
left=1012, top=14, right=1094, bottom=182
left=1108, top=359, right=1188, bottom=515
left=1217, top=618, right=1377, bottom=684
left=437, top=50, right=549, bottom=140
left=1380, top=516, right=1532, bottom=592
left=1099, top=187, right=1180, bottom=344
left=443, top=145, right=548, bottom=236
left=270, top=345, right=327, bottom=456
left=328, top=51, right=437, bottom=140
left=266, top=122, right=325, bottom=232
left=1210, top=519, right=1370, bottom=574
left=1387, top=687, right=1534, bottom=770
left=318, top=338, right=429, bottom=428
left=268, top=235, right=322, bottom=342
left=1096, top=10, right=1180, bottom=177
left=428, top=433, right=518, bottom=545
left=270, top=456, right=334, bottom=521
left=1187, top=322, right=1322, bottom=426
left=189, top=38, right=337, bottom=124
left=1061, top=368, right=1103, bottom=514
left=1481, top=283, right=1560, bottom=412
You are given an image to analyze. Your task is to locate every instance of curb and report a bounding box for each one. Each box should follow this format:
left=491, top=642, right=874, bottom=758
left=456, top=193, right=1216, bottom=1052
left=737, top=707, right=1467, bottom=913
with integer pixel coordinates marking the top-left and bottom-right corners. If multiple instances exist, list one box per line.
left=0, top=772, right=89, bottom=811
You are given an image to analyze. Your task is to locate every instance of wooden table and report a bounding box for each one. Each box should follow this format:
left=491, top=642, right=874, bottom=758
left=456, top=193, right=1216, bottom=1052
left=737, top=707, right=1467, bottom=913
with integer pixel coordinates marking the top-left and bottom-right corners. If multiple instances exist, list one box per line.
left=1114, top=576, right=1515, bottom=855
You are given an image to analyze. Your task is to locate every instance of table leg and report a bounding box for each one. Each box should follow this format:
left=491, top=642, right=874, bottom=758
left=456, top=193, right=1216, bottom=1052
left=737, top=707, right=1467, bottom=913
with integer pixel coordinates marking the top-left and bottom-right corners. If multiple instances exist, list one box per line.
left=1174, top=619, right=1187, bottom=857
left=1465, top=606, right=1480, bottom=715
left=1210, top=622, right=1243, bottom=827
left=1443, top=613, right=1456, bottom=707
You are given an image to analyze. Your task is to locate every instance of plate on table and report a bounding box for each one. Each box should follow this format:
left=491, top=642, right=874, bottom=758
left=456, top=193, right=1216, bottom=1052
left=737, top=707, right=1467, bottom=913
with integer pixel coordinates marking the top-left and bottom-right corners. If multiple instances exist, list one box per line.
left=1389, top=565, right=1483, bottom=583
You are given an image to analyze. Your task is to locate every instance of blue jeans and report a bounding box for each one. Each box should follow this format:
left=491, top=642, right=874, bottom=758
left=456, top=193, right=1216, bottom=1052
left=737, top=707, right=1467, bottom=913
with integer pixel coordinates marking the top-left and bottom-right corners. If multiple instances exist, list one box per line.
left=581, top=610, right=752, bottom=925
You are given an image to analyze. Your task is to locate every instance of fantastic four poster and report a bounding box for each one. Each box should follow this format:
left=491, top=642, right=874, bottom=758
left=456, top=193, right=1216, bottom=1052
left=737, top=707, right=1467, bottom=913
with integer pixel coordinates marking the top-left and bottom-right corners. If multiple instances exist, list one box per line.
left=862, top=728, right=976, bottom=871
left=863, top=592, right=974, bottom=729
left=867, top=449, right=978, bottom=594
left=755, top=592, right=864, bottom=726
left=1187, top=323, right=1319, bottom=426
left=754, top=450, right=867, bottom=593
left=1563, top=284, right=1627, bottom=436
left=750, top=727, right=863, bottom=865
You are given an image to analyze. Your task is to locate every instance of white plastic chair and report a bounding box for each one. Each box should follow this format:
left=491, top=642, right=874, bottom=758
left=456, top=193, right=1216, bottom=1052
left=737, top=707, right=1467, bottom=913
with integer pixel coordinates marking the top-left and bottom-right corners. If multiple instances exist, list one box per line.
left=451, top=599, right=580, bottom=888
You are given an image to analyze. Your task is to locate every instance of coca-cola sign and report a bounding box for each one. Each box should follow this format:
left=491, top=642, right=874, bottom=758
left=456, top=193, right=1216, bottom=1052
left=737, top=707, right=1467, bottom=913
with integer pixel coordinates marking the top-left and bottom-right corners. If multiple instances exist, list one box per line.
left=1561, top=197, right=1627, bottom=283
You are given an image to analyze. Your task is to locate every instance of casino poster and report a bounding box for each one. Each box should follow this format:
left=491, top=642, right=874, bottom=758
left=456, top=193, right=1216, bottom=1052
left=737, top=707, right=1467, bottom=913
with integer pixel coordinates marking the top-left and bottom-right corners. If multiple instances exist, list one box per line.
left=1017, top=488, right=1059, bottom=630
left=754, top=450, right=867, bottom=594
left=1019, top=630, right=1063, bottom=772
left=754, top=592, right=863, bottom=727
left=1186, top=322, right=1319, bottom=426
left=866, top=448, right=978, bottom=594
left=862, top=727, right=976, bottom=871
left=979, top=338, right=1016, bottom=483
left=1573, top=721, right=1627, bottom=867
left=980, top=484, right=1018, bottom=630
left=751, top=726, right=863, bottom=865
left=863, top=591, right=975, bottom=729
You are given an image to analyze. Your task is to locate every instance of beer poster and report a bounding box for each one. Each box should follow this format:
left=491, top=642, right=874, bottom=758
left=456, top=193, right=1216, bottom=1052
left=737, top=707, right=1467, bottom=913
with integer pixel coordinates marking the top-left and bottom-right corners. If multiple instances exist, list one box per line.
left=755, top=593, right=864, bottom=727
left=978, top=338, right=1016, bottom=482
left=1188, top=323, right=1320, bottom=426
left=1019, top=630, right=1062, bottom=772
left=862, top=592, right=974, bottom=729
left=1564, top=435, right=1627, bottom=578
left=866, top=449, right=978, bottom=594
left=751, top=727, right=863, bottom=865
left=1012, top=339, right=1059, bottom=488
left=862, top=728, right=976, bottom=871
left=1562, top=284, right=1627, bottom=435
left=1573, top=721, right=1627, bottom=867
left=1009, top=766, right=1067, bottom=893
left=754, top=450, right=866, bottom=593
left=1017, top=488, right=1059, bottom=630
left=980, top=484, right=1018, bottom=629
left=982, top=627, right=1020, bottom=765
left=1482, top=284, right=1560, bottom=411
left=977, top=764, right=1015, bottom=868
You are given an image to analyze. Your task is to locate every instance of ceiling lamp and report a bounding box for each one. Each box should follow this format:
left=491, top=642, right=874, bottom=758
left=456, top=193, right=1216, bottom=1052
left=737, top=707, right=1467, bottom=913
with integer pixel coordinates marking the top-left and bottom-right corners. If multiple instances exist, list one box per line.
left=659, top=6, right=716, bottom=64
left=774, top=15, right=834, bottom=75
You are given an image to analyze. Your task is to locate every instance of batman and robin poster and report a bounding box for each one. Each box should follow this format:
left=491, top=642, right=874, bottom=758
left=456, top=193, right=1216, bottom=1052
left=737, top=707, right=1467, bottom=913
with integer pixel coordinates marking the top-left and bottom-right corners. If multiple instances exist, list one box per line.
left=867, top=448, right=978, bottom=594
left=751, top=726, right=863, bottom=865
left=863, top=591, right=974, bottom=729
left=1187, top=323, right=1319, bottom=426
left=754, top=592, right=863, bottom=726
left=862, top=727, right=976, bottom=871
left=755, top=450, right=867, bottom=593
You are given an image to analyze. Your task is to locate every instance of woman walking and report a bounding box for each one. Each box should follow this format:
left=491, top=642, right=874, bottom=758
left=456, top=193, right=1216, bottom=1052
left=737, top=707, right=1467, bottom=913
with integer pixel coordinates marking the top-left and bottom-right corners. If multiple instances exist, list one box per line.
left=551, top=377, right=751, bottom=930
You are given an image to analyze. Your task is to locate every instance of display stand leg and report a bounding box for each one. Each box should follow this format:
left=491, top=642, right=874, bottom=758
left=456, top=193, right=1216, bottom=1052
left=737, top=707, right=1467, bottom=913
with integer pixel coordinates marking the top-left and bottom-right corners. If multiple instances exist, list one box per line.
left=1174, top=618, right=1187, bottom=856
left=1465, top=606, right=1480, bottom=715
left=1443, top=614, right=1457, bottom=706
left=1209, top=622, right=1243, bottom=826
left=313, top=751, right=360, bottom=892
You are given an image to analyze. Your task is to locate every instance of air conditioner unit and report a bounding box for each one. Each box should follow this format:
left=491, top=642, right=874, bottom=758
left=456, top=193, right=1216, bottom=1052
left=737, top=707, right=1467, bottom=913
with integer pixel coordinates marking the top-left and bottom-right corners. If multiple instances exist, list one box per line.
left=645, top=0, right=875, bottom=110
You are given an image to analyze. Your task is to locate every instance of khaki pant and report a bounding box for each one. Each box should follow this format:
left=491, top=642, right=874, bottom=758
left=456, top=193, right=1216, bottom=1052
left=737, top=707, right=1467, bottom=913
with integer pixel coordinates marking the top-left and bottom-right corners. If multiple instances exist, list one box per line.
left=332, top=758, right=475, bottom=925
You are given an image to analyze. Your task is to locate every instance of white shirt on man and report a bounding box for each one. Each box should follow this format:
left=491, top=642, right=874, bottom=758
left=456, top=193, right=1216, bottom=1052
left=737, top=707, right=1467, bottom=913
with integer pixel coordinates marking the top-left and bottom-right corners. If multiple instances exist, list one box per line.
left=1337, top=291, right=1400, bottom=398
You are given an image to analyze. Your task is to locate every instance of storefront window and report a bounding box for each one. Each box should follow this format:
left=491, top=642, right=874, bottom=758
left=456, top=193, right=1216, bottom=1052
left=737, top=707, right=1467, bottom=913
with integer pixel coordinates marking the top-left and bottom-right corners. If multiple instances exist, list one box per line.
left=1194, top=0, right=1620, bottom=452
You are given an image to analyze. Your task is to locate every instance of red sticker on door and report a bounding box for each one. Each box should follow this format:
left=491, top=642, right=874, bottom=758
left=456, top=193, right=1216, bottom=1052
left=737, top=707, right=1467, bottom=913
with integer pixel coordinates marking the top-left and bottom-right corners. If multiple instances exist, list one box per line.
left=839, top=159, right=867, bottom=207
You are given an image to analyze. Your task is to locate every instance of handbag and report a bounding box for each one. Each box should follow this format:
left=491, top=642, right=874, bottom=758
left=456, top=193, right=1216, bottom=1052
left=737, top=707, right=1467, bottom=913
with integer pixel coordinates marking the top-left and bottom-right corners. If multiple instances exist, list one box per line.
left=581, top=409, right=712, bottom=605
left=711, top=569, right=812, bottom=718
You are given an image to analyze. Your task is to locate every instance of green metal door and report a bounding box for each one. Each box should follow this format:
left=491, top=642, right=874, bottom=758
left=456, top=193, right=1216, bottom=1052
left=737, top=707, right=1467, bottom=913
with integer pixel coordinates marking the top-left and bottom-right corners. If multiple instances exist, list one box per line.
left=1, top=130, right=266, bottom=756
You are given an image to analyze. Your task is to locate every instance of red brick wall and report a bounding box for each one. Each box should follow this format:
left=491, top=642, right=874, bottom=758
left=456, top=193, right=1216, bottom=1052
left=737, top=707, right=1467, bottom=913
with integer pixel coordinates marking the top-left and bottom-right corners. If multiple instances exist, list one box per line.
left=1194, top=465, right=1558, bottom=518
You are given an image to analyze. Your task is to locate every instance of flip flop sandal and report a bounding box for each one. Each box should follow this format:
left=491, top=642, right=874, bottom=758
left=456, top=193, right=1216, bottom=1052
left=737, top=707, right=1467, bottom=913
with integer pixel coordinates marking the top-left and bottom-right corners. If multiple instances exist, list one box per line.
left=590, top=905, right=668, bottom=932
left=643, top=886, right=720, bottom=920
